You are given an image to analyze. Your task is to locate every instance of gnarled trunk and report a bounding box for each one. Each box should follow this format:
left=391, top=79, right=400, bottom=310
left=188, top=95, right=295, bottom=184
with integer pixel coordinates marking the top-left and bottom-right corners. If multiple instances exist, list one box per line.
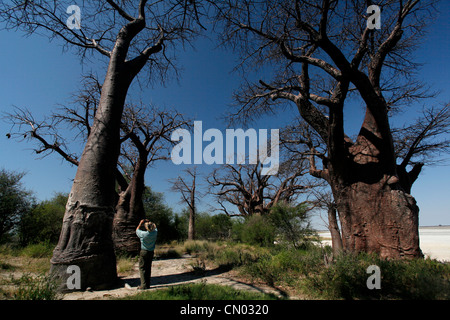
left=113, top=157, right=147, bottom=256
left=328, top=108, right=422, bottom=259
left=113, top=200, right=143, bottom=256
left=332, top=179, right=422, bottom=259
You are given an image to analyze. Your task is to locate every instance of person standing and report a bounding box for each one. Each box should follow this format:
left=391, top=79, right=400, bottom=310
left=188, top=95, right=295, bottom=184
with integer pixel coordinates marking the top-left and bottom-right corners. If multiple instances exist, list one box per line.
left=136, top=219, right=158, bottom=289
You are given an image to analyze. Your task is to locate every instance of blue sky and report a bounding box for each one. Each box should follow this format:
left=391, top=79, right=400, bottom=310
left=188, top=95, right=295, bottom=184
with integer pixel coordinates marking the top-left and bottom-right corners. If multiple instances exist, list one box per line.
left=0, top=2, right=449, bottom=229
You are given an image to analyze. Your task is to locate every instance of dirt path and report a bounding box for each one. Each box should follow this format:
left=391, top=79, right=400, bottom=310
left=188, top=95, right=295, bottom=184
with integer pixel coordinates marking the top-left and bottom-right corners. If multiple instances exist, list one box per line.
left=62, top=254, right=286, bottom=300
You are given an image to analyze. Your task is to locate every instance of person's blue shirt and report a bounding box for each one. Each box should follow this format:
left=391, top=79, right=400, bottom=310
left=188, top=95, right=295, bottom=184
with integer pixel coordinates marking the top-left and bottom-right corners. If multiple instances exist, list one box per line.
left=136, top=228, right=158, bottom=251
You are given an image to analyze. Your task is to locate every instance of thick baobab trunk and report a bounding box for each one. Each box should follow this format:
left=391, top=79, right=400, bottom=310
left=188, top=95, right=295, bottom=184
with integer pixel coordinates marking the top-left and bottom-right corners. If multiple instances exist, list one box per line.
left=333, top=179, right=422, bottom=259
left=328, top=108, right=423, bottom=259
left=50, top=15, right=159, bottom=289
left=113, top=158, right=147, bottom=256
left=113, top=196, right=144, bottom=257
left=50, top=81, right=128, bottom=290
left=50, top=48, right=134, bottom=291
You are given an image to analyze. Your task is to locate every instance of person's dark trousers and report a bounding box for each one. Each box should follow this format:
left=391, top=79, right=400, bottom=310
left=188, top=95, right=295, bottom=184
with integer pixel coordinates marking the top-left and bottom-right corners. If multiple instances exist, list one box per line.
left=139, top=249, right=154, bottom=289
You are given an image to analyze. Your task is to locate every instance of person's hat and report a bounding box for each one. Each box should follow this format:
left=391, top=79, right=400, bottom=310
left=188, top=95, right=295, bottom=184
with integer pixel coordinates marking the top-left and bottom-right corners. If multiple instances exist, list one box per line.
left=144, top=221, right=156, bottom=232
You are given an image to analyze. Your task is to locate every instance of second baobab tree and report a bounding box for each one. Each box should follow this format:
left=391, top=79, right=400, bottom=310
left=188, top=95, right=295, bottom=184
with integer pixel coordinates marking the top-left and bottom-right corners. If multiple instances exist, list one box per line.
left=214, top=0, right=448, bottom=258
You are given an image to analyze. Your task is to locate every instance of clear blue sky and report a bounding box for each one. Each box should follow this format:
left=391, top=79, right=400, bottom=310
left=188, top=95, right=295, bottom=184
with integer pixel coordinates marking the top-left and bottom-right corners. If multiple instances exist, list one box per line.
left=0, top=2, right=449, bottom=228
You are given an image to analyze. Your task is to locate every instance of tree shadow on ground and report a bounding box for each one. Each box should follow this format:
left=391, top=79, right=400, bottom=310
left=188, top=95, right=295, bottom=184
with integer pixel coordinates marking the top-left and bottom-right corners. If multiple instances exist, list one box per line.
left=118, top=266, right=288, bottom=299
left=118, top=266, right=231, bottom=289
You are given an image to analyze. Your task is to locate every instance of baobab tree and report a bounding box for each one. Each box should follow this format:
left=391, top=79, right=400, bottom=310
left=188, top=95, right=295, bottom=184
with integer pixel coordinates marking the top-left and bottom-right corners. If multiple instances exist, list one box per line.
left=170, top=167, right=200, bottom=241
left=213, top=0, right=447, bottom=258
left=207, top=157, right=313, bottom=217
left=4, top=75, right=189, bottom=256
left=0, top=0, right=204, bottom=289
left=282, top=104, right=450, bottom=256
left=114, top=106, right=189, bottom=255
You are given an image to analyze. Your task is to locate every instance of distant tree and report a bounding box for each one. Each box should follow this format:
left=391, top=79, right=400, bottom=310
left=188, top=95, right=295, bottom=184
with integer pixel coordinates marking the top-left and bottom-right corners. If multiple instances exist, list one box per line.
left=170, top=167, right=201, bottom=240
left=142, top=187, right=185, bottom=243
left=195, top=212, right=233, bottom=241
left=207, top=157, right=314, bottom=217
left=268, top=201, right=318, bottom=249
left=0, top=169, right=33, bottom=244
left=18, top=193, right=67, bottom=246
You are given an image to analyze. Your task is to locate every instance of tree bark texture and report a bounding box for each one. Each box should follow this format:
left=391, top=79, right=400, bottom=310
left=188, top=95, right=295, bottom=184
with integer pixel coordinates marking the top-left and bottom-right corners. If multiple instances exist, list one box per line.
left=327, top=205, right=343, bottom=256
left=332, top=180, right=421, bottom=259
left=50, top=70, right=130, bottom=290
left=328, top=108, right=422, bottom=259
left=113, top=157, right=147, bottom=256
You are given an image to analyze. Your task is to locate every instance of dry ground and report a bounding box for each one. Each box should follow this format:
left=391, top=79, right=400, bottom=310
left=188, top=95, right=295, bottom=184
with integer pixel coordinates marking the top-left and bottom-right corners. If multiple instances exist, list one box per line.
left=62, top=254, right=288, bottom=300
left=0, top=253, right=288, bottom=300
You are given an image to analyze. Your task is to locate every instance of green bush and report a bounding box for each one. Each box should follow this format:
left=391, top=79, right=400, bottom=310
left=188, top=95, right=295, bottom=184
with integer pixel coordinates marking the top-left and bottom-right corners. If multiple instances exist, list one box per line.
left=245, top=246, right=326, bottom=286
left=0, top=169, right=34, bottom=244
left=238, top=215, right=276, bottom=247
left=182, top=240, right=450, bottom=300
left=213, top=243, right=266, bottom=268
left=18, top=193, right=66, bottom=246
left=195, top=213, right=234, bottom=241
left=268, top=202, right=319, bottom=249
left=231, top=202, right=318, bottom=248
left=303, top=252, right=450, bottom=300
left=184, top=241, right=267, bottom=270
left=11, top=273, right=60, bottom=300
left=245, top=253, right=281, bottom=286
left=20, top=241, right=54, bottom=258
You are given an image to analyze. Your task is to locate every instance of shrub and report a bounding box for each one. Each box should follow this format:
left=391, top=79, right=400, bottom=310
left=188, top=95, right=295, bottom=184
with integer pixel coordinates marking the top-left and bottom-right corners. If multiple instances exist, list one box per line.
left=11, top=273, right=60, bottom=300
left=18, top=193, right=66, bottom=246
left=267, top=202, right=319, bottom=249
left=213, top=243, right=266, bottom=268
left=184, top=240, right=211, bottom=255
left=20, top=241, right=54, bottom=258
left=196, top=213, right=234, bottom=241
left=303, top=252, right=450, bottom=300
left=0, top=169, right=34, bottom=244
left=238, top=215, right=276, bottom=247
left=245, top=246, right=326, bottom=286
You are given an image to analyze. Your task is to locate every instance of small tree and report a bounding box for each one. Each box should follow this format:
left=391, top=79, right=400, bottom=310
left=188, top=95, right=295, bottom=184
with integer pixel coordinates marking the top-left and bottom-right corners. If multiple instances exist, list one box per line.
left=0, top=169, right=33, bottom=244
left=142, top=187, right=185, bottom=243
left=19, top=193, right=67, bottom=246
left=170, top=167, right=200, bottom=241
left=268, top=201, right=318, bottom=249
